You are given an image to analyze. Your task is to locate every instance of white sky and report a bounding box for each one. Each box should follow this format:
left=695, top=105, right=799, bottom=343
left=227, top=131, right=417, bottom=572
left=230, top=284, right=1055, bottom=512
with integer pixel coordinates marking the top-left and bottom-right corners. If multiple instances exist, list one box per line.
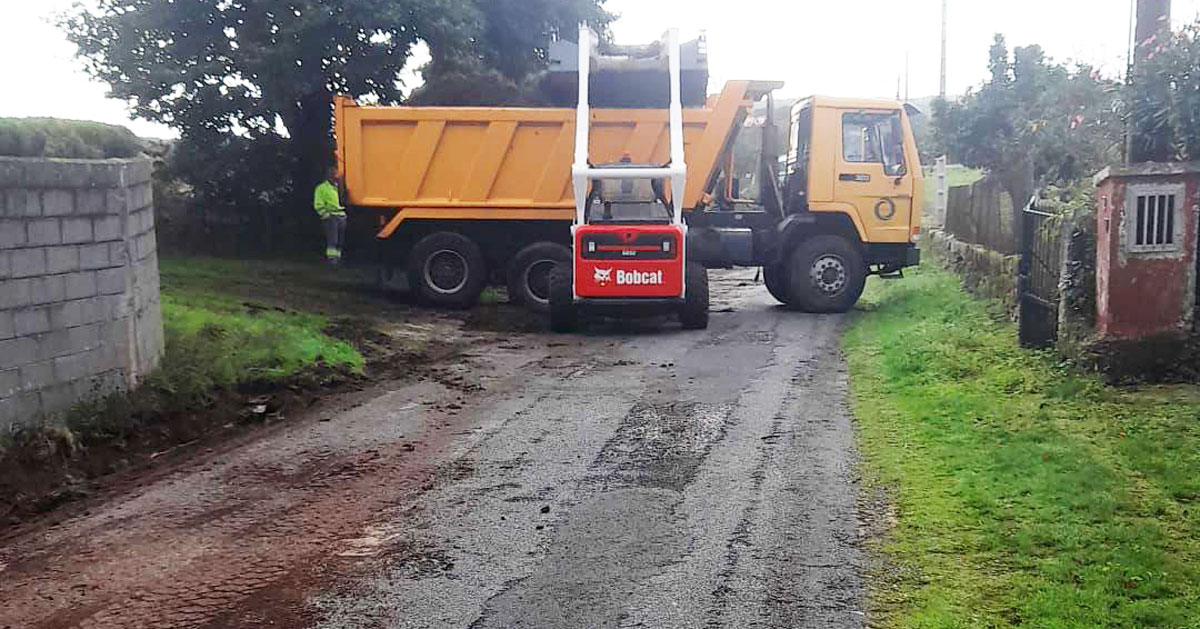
left=3, top=0, right=1199, bottom=139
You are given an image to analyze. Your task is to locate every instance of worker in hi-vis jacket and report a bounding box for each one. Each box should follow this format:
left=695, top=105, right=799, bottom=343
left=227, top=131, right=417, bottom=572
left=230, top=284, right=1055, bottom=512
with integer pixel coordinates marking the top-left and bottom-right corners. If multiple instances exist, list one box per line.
left=313, top=166, right=346, bottom=265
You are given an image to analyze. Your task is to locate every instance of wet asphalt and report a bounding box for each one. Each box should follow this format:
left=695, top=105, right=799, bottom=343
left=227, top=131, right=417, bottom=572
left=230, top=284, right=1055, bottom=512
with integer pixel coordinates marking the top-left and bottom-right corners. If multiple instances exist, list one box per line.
left=0, top=272, right=866, bottom=629
left=315, top=274, right=865, bottom=629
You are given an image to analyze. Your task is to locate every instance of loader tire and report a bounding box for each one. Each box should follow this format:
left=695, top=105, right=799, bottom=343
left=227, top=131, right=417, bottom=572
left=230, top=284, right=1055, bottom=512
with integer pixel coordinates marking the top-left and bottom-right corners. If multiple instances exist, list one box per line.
left=763, top=263, right=791, bottom=306
left=679, top=262, right=710, bottom=330
left=548, top=262, right=579, bottom=333
left=408, top=231, right=487, bottom=309
left=787, top=235, right=866, bottom=313
left=507, top=242, right=571, bottom=313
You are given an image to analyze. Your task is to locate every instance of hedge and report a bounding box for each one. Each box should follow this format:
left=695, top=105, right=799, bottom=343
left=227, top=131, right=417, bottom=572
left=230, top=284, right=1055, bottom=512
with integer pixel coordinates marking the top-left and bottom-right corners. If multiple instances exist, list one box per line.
left=0, top=118, right=143, bottom=159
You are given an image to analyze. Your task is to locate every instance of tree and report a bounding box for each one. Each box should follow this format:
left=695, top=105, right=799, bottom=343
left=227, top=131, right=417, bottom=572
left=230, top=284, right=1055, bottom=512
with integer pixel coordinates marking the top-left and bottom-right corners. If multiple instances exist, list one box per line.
left=410, top=0, right=612, bottom=105
left=936, top=35, right=1123, bottom=228
left=1134, top=17, right=1200, bottom=161
left=63, top=0, right=609, bottom=252
left=1166, top=20, right=1200, bottom=159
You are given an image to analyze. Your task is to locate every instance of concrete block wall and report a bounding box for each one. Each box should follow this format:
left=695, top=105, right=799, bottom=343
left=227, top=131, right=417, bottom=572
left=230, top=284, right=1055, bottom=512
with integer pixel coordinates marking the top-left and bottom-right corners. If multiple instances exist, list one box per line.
left=0, top=157, right=164, bottom=428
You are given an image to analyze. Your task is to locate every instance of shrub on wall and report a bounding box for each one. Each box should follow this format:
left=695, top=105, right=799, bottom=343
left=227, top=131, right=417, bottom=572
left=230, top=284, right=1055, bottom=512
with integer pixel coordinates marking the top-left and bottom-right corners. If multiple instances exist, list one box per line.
left=0, top=118, right=142, bottom=159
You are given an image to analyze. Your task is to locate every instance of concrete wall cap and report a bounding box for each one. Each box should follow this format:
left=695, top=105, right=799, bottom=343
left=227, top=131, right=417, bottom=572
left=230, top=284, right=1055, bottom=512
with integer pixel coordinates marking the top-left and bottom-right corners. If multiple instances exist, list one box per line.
left=1094, top=160, right=1200, bottom=186
left=0, top=157, right=153, bottom=189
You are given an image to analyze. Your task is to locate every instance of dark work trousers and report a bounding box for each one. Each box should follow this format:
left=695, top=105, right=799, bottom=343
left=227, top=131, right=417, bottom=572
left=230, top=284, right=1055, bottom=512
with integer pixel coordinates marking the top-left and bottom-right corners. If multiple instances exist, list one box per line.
left=322, top=215, right=347, bottom=262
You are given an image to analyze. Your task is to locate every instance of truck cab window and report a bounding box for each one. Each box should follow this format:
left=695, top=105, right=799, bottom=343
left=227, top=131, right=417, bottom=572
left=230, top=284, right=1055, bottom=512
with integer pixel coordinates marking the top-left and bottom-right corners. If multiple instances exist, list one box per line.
left=786, top=103, right=813, bottom=207
left=842, top=112, right=905, bottom=176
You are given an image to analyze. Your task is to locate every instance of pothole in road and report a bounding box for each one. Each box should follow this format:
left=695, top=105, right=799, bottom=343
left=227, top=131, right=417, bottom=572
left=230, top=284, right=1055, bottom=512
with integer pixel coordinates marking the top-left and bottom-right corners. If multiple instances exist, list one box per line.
left=594, top=401, right=734, bottom=492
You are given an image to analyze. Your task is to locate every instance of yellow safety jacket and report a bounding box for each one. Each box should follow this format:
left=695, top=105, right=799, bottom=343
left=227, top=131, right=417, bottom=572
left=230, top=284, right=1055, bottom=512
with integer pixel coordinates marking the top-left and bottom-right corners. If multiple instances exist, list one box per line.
left=313, top=181, right=345, bottom=219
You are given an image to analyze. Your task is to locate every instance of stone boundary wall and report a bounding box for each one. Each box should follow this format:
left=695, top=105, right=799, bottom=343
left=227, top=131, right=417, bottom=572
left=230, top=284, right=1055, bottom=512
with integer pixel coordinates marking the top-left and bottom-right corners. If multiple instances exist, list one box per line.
left=0, top=157, right=163, bottom=428
left=925, top=228, right=1019, bottom=317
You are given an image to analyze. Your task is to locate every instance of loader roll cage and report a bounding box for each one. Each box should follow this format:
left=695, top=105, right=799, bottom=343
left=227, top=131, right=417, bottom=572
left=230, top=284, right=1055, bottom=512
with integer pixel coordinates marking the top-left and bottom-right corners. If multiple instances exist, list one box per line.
left=571, top=25, right=688, bottom=231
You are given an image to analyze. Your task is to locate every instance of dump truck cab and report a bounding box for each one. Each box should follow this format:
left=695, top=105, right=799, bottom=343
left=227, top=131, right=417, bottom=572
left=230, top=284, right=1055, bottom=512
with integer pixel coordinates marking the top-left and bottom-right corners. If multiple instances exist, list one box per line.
left=688, top=94, right=923, bottom=311
left=784, top=96, right=923, bottom=252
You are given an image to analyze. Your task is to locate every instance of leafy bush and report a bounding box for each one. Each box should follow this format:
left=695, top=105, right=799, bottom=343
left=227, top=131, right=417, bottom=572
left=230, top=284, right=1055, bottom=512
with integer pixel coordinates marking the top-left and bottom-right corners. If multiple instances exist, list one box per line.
left=0, top=118, right=142, bottom=159
left=1132, top=18, right=1200, bottom=161
left=936, top=36, right=1123, bottom=216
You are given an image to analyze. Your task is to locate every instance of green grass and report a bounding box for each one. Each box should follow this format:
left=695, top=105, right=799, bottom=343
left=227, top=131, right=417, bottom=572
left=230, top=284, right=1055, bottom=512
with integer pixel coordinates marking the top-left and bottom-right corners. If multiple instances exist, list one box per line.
left=845, top=264, right=1199, bottom=628
left=161, top=287, right=363, bottom=386
left=68, top=258, right=364, bottom=439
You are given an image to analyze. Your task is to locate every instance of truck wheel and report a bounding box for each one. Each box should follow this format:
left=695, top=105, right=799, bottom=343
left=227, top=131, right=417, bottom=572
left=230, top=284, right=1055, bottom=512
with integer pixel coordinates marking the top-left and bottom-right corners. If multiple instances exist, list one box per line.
left=787, top=235, right=866, bottom=313
left=408, top=231, right=487, bottom=309
left=678, top=262, right=710, bottom=330
left=548, top=262, right=578, bottom=333
left=763, top=264, right=791, bottom=305
left=507, top=242, right=572, bottom=313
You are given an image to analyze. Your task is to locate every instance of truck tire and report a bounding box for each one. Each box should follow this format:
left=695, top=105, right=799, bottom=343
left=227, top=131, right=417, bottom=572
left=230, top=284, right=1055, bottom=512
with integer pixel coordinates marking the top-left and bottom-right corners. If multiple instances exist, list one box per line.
left=408, top=231, right=487, bottom=309
left=763, top=264, right=791, bottom=305
left=548, top=262, right=579, bottom=333
left=678, top=262, right=710, bottom=330
left=787, top=235, right=866, bottom=313
left=507, top=242, right=572, bottom=313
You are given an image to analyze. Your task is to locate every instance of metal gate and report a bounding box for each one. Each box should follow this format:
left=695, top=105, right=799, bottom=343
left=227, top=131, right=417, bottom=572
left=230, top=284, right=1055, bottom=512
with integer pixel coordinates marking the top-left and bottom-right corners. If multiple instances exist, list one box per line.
left=1018, top=197, right=1063, bottom=348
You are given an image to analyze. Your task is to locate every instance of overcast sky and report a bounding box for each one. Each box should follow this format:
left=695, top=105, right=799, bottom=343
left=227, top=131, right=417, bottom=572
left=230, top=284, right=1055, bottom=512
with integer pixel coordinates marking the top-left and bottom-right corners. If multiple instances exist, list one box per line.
left=3, top=0, right=1199, bottom=138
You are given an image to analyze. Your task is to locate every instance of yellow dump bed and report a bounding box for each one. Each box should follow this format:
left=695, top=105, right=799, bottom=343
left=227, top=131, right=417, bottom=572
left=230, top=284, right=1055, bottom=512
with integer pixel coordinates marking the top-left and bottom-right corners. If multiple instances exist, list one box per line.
left=335, top=81, right=777, bottom=229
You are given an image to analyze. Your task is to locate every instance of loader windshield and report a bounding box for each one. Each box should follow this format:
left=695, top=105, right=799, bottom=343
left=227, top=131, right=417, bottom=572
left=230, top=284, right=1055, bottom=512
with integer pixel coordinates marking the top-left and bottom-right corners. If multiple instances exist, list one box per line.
left=584, top=176, right=673, bottom=224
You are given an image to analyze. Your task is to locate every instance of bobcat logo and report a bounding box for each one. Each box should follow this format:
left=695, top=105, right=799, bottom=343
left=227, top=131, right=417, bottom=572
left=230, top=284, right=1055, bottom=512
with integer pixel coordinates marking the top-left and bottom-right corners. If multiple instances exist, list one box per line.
left=593, top=267, right=613, bottom=286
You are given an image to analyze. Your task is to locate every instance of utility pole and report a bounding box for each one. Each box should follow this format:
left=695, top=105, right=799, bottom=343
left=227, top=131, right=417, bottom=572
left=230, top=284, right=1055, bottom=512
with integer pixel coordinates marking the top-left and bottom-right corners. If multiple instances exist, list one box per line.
left=940, top=0, right=948, bottom=99
left=905, top=51, right=910, bottom=103
left=1128, top=0, right=1172, bottom=163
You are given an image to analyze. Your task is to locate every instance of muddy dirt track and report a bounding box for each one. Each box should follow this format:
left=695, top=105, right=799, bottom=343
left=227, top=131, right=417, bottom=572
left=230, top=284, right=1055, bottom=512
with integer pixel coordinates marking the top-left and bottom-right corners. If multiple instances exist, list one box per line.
left=0, top=271, right=869, bottom=629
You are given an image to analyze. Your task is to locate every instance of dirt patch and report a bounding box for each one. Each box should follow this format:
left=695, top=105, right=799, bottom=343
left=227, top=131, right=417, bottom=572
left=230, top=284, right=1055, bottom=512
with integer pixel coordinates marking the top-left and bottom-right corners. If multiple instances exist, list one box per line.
left=0, top=309, right=458, bottom=533
left=1079, top=331, right=1200, bottom=384
left=0, top=365, right=357, bottom=532
left=463, top=303, right=549, bottom=334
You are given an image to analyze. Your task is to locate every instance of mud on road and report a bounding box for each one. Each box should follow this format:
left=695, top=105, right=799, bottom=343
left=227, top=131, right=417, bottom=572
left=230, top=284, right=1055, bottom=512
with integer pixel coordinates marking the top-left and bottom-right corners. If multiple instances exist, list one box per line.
left=0, top=270, right=870, bottom=629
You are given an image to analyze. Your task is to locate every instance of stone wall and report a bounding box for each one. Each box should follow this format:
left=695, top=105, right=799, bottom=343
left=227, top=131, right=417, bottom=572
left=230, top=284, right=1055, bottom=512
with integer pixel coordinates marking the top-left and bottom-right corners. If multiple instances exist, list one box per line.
left=0, top=157, right=163, bottom=428
left=925, top=228, right=1019, bottom=317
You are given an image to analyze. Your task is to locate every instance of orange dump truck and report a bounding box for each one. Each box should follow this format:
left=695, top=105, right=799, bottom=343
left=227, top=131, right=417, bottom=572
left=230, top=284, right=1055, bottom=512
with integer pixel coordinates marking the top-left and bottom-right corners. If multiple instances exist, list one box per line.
left=335, top=83, right=923, bottom=313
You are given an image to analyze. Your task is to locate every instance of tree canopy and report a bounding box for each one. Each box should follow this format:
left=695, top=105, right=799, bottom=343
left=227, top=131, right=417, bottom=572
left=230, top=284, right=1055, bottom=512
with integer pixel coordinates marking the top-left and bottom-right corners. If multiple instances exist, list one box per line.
left=935, top=35, right=1123, bottom=222
left=1133, top=18, right=1200, bottom=162
left=63, top=0, right=610, bottom=251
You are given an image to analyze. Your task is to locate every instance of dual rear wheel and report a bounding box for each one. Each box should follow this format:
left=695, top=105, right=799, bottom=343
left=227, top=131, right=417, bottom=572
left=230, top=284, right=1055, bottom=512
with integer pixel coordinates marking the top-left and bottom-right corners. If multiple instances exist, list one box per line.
left=407, top=233, right=571, bottom=312
left=407, top=231, right=487, bottom=309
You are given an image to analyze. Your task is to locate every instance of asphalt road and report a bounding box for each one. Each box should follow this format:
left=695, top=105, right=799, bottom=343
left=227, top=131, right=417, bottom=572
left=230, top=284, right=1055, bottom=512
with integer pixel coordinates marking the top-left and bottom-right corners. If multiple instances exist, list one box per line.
left=0, top=270, right=867, bottom=629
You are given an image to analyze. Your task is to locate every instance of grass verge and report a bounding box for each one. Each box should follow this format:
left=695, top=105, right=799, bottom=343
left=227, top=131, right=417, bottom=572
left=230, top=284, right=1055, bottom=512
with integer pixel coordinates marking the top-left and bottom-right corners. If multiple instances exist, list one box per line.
left=846, top=264, right=1199, bottom=628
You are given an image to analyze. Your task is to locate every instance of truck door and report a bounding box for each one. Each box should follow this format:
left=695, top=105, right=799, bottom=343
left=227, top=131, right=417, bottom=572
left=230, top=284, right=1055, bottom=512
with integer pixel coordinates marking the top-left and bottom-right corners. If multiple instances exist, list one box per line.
left=833, top=110, right=913, bottom=243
